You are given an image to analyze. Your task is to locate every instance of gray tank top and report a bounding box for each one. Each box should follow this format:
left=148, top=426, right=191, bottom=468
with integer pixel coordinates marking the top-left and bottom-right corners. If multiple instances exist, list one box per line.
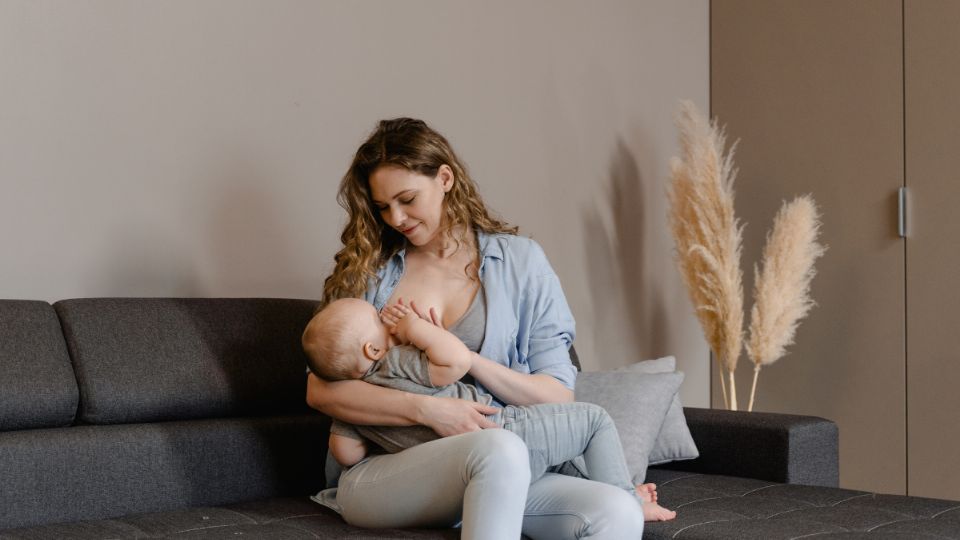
left=447, top=285, right=485, bottom=353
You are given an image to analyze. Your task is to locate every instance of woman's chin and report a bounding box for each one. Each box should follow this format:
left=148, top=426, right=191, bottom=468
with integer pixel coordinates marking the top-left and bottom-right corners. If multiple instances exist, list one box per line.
left=404, top=229, right=434, bottom=246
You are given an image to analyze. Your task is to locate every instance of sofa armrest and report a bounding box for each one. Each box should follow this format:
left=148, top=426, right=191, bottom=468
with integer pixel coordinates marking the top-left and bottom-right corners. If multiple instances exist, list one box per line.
left=653, top=407, right=839, bottom=487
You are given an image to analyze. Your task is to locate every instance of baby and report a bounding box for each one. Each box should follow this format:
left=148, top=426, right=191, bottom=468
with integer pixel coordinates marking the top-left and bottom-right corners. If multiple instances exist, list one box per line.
left=302, top=297, right=676, bottom=522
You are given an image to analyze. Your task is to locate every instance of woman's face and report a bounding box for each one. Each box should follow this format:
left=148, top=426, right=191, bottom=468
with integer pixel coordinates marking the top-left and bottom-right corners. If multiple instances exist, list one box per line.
left=369, top=164, right=453, bottom=247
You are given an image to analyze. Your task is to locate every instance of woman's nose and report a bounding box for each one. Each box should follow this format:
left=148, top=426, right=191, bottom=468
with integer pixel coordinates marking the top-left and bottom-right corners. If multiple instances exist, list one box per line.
left=388, top=206, right=406, bottom=226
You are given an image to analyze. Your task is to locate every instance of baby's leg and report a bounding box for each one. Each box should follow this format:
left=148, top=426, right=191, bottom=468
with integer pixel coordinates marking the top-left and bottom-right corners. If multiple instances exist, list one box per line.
left=501, top=402, right=677, bottom=523
left=500, top=402, right=634, bottom=492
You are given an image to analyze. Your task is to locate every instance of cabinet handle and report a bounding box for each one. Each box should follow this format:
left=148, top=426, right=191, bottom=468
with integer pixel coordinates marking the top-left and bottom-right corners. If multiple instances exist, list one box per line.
left=898, top=187, right=908, bottom=238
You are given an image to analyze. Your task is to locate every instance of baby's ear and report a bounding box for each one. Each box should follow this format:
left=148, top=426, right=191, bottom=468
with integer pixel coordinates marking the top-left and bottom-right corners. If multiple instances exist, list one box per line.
left=363, top=342, right=387, bottom=361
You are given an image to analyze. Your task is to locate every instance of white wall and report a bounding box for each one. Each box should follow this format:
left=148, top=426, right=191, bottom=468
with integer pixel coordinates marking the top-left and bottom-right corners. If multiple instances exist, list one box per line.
left=0, top=0, right=710, bottom=406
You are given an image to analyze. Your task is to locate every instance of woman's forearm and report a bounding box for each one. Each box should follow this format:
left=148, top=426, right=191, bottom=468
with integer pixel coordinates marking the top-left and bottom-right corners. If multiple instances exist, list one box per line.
left=306, top=373, right=427, bottom=426
left=468, top=354, right=574, bottom=406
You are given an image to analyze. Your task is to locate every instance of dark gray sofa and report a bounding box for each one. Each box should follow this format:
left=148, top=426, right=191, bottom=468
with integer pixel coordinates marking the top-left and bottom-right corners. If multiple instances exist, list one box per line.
left=1, top=298, right=957, bottom=539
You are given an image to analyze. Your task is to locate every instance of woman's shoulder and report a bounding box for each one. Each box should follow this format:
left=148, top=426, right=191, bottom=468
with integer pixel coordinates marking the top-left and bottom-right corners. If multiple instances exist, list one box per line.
left=479, top=232, right=552, bottom=273
left=481, top=231, right=541, bottom=255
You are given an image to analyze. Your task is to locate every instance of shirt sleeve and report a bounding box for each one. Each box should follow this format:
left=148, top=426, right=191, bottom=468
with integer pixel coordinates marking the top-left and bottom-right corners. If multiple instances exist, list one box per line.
left=370, top=346, right=437, bottom=388
left=520, top=244, right=578, bottom=390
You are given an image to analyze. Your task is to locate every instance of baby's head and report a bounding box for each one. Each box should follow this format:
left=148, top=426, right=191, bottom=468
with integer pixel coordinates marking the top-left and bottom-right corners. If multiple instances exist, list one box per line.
left=302, top=298, right=388, bottom=381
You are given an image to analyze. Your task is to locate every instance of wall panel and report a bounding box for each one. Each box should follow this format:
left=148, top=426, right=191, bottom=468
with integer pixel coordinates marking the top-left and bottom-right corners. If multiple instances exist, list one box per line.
left=905, top=0, right=960, bottom=500
left=711, top=0, right=905, bottom=494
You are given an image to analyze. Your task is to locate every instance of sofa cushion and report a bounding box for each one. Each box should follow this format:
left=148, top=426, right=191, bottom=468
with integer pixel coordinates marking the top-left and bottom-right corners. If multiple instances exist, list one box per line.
left=0, top=497, right=460, bottom=539
left=575, top=371, right=684, bottom=483
left=55, top=298, right=317, bottom=424
left=0, top=415, right=328, bottom=530
left=611, top=356, right=699, bottom=466
left=0, top=300, right=78, bottom=431
left=644, top=469, right=960, bottom=540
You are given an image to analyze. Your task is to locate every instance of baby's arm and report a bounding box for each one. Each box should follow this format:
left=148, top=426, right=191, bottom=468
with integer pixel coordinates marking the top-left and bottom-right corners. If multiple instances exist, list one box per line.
left=381, top=304, right=473, bottom=387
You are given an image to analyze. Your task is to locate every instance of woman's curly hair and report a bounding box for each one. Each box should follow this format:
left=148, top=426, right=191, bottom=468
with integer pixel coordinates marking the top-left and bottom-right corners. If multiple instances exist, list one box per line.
left=320, top=118, right=518, bottom=309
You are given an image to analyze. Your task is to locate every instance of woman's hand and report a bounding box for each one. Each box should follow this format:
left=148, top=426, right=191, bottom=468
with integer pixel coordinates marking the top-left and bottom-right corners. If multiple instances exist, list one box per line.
left=418, top=396, right=499, bottom=437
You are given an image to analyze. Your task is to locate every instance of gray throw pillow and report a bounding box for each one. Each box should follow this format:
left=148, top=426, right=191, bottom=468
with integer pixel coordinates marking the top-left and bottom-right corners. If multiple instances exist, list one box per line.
left=575, top=371, right=684, bottom=484
left=612, top=356, right=699, bottom=466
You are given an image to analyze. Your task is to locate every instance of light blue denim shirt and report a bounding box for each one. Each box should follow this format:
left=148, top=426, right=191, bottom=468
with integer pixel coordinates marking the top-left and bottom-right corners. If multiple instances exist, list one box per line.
left=364, top=230, right=578, bottom=404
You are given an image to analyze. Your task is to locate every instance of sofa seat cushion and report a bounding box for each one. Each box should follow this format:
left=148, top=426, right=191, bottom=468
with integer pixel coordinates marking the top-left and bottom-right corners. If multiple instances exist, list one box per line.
left=644, top=469, right=960, bottom=539
left=0, top=300, right=78, bottom=431
left=0, top=497, right=459, bottom=539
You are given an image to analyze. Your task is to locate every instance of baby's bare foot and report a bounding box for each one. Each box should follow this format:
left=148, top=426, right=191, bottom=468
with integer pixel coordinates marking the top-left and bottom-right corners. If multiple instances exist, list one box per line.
left=635, top=482, right=658, bottom=503
left=642, top=501, right=677, bottom=522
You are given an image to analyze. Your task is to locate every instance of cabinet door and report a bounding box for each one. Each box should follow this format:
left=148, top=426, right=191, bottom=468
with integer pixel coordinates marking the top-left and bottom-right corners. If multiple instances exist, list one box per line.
left=711, top=0, right=906, bottom=494
left=905, top=0, right=960, bottom=500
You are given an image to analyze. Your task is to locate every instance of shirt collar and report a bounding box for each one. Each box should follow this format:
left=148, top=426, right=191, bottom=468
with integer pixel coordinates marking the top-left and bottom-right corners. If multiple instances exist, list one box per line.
left=477, top=229, right=504, bottom=262
left=389, top=245, right=407, bottom=272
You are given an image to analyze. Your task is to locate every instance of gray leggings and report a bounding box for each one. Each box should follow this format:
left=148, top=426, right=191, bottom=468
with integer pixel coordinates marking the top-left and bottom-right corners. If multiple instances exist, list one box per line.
left=498, top=401, right=637, bottom=494
left=336, top=417, right=644, bottom=539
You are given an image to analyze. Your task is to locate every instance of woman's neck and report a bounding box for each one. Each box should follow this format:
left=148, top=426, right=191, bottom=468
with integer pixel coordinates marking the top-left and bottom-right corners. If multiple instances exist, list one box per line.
left=409, top=226, right=476, bottom=260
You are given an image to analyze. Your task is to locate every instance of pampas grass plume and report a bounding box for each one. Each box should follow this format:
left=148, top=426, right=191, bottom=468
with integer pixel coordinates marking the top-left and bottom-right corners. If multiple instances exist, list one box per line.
left=668, top=100, right=745, bottom=410
left=746, top=195, right=826, bottom=411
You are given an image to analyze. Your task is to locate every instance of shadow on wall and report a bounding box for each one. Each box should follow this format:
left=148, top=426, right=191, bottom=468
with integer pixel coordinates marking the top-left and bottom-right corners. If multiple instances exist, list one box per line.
left=582, top=138, right=668, bottom=367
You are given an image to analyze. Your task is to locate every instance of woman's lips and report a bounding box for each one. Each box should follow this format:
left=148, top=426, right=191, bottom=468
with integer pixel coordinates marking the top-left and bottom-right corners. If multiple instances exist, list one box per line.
left=401, top=224, right=418, bottom=235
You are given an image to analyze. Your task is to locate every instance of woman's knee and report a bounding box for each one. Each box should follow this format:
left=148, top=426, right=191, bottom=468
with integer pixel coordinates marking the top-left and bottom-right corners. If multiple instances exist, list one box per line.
left=524, top=476, right=643, bottom=540
left=587, top=488, right=644, bottom=538
left=463, top=429, right=531, bottom=483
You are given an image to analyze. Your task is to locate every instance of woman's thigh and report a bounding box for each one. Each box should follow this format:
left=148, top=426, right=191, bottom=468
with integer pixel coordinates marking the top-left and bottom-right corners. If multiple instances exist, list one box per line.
left=336, top=429, right=530, bottom=531
left=523, top=473, right=645, bottom=540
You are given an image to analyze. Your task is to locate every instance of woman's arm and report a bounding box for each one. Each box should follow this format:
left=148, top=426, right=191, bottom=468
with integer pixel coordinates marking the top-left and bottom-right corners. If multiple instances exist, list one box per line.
left=468, top=354, right=574, bottom=405
left=306, top=373, right=422, bottom=425
left=306, top=373, right=499, bottom=435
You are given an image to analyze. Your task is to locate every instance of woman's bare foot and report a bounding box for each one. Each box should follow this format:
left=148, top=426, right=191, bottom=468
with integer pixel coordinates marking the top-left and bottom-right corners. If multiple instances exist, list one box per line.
left=635, top=482, right=658, bottom=503
left=642, top=501, right=677, bottom=522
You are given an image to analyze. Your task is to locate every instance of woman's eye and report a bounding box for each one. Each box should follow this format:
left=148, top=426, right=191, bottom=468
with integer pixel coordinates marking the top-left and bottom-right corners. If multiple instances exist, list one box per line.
left=400, top=197, right=415, bottom=205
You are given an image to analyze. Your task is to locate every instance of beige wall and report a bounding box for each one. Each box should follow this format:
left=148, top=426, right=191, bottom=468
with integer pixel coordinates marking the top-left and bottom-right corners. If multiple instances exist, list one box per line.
left=0, top=1, right=710, bottom=406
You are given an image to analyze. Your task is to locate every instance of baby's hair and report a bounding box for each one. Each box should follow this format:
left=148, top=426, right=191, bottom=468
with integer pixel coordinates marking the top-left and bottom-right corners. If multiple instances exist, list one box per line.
left=302, top=300, right=367, bottom=381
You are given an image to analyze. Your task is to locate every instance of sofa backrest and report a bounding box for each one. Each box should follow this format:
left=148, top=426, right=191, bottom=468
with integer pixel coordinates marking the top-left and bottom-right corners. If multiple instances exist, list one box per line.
left=55, top=298, right=317, bottom=424
left=0, top=298, right=330, bottom=530
left=0, top=300, right=78, bottom=431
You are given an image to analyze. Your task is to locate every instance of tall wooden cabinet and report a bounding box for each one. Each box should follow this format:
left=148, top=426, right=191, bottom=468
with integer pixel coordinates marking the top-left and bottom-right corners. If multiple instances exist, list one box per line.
left=712, top=0, right=960, bottom=498
left=904, top=0, right=960, bottom=501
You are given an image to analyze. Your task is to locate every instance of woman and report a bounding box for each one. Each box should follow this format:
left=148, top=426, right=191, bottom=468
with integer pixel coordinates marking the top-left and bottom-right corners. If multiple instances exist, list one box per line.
left=306, top=118, right=645, bottom=539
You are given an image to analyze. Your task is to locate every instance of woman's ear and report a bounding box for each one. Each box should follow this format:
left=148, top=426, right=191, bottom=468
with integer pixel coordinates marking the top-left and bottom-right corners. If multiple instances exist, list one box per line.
left=363, top=342, right=387, bottom=361
left=438, top=164, right=455, bottom=193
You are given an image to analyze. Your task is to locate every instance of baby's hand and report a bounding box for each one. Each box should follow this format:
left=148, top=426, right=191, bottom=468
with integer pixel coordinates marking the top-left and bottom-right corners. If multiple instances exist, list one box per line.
left=380, top=302, right=418, bottom=342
